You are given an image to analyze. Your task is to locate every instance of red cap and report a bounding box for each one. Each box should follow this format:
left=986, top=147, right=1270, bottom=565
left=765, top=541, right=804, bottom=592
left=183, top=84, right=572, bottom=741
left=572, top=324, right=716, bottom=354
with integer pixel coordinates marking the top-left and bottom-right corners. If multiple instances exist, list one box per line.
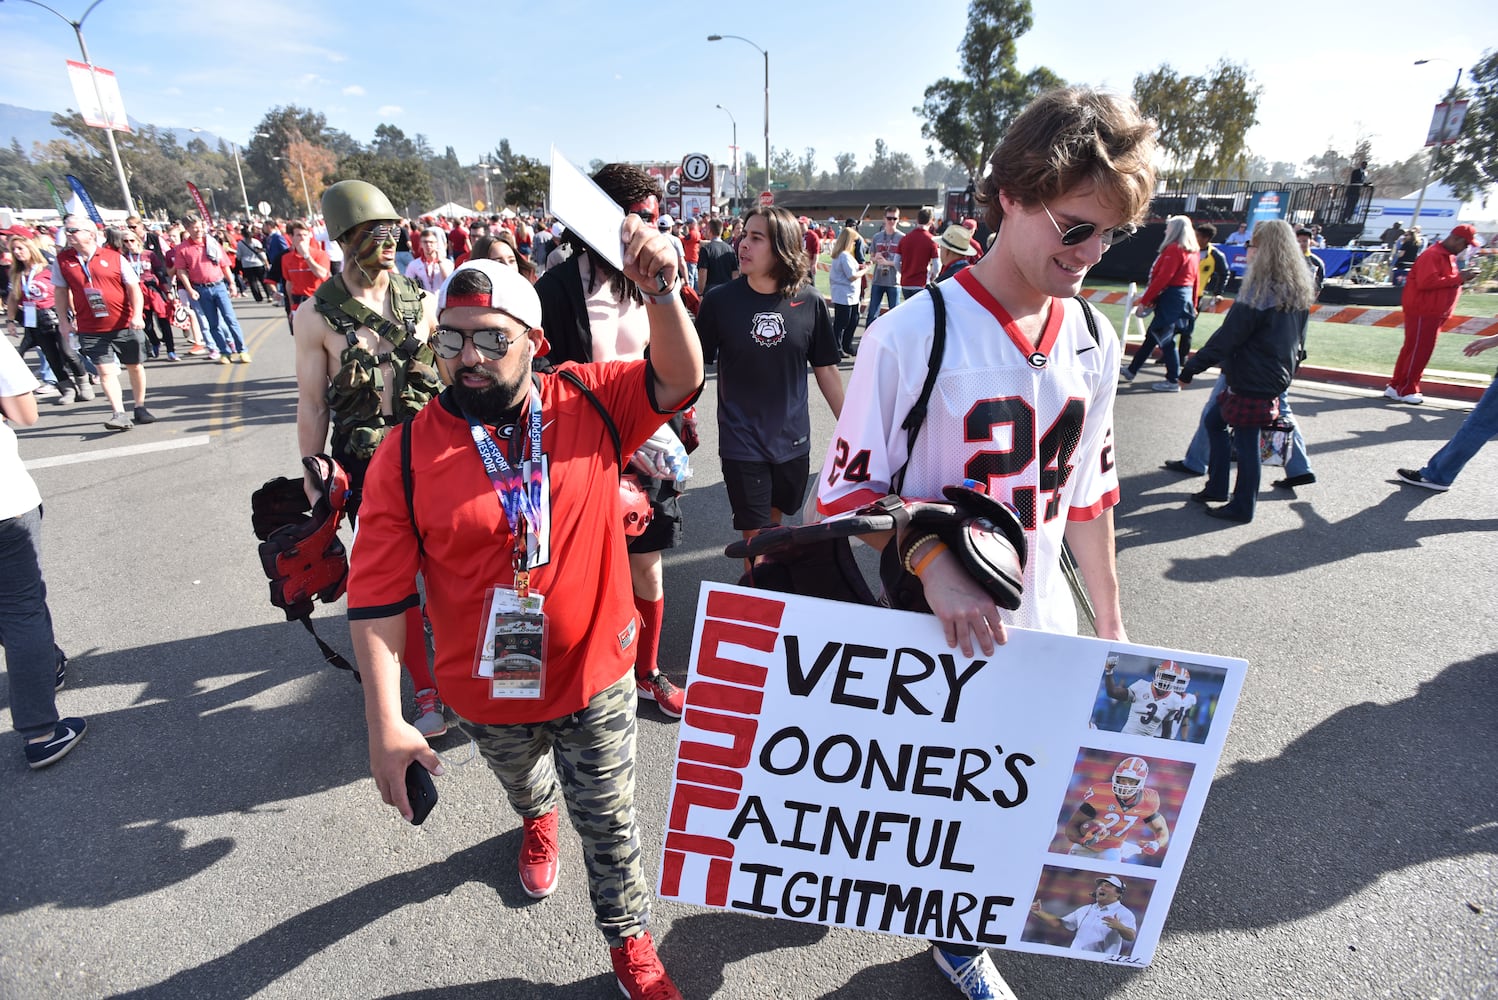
left=1449, top=224, right=1477, bottom=244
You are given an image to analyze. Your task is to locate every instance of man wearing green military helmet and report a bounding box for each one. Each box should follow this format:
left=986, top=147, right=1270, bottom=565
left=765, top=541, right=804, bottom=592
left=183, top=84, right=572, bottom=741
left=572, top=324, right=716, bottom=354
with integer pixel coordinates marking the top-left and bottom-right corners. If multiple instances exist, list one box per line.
left=293, top=178, right=448, bottom=739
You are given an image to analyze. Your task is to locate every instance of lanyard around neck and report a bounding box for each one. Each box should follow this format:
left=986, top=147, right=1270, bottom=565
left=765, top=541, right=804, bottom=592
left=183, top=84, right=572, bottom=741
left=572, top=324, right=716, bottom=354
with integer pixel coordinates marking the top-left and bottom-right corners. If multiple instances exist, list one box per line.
left=463, top=384, right=545, bottom=564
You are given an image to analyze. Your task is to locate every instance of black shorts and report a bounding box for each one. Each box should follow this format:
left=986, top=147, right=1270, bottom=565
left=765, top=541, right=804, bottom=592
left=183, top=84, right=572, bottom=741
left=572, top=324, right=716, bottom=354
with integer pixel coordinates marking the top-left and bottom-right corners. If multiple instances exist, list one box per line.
left=627, top=476, right=683, bottom=553
left=78, top=329, right=146, bottom=367
left=722, top=455, right=811, bottom=531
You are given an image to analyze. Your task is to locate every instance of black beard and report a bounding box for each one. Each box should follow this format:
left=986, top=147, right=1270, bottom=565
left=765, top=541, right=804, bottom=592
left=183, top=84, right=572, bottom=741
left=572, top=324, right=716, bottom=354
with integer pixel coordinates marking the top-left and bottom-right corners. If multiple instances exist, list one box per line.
left=449, top=366, right=527, bottom=424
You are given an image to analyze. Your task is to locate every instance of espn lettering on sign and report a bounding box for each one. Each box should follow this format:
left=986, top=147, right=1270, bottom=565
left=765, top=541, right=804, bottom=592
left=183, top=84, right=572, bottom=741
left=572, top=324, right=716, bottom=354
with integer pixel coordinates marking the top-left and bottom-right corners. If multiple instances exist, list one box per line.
left=660, top=584, right=1246, bottom=966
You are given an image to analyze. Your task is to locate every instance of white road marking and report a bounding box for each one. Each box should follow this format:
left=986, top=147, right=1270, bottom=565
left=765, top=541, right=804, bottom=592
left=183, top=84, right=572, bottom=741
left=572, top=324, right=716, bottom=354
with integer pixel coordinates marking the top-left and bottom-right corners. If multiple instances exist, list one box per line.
left=25, top=434, right=211, bottom=470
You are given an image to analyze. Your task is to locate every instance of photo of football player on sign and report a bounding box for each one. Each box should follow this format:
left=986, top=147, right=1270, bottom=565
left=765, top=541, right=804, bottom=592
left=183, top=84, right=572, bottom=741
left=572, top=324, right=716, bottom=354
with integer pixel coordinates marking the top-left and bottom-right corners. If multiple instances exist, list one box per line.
left=1048, top=749, right=1194, bottom=867
left=1089, top=651, right=1227, bottom=743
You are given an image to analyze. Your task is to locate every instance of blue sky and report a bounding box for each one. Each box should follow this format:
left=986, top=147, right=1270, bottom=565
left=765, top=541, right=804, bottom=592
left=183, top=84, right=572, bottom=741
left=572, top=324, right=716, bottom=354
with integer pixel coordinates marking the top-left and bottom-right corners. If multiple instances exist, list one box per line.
left=2, top=0, right=1494, bottom=180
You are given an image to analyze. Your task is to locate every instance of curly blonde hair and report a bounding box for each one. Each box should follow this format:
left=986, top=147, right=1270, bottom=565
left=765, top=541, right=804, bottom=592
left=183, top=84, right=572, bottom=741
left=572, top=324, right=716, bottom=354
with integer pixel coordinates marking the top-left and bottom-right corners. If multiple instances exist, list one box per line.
left=1237, top=220, right=1316, bottom=312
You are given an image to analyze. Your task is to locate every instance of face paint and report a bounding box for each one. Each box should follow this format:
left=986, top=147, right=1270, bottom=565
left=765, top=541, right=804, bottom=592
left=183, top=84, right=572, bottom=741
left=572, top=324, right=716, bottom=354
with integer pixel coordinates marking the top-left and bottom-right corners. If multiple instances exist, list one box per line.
left=627, top=194, right=660, bottom=224
left=351, top=222, right=399, bottom=271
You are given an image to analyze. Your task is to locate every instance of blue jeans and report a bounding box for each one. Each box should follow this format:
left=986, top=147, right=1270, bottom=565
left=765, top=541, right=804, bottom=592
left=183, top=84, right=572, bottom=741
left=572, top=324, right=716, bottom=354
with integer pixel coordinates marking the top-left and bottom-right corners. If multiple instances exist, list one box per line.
left=0, top=506, right=60, bottom=741
left=1420, top=375, right=1498, bottom=487
left=1126, top=285, right=1193, bottom=383
left=194, top=280, right=246, bottom=354
left=1204, top=396, right=1262, bottom=519
left=866, top=284, right=900, bottom=327
left=1184, top=374, right=1312, bottom=478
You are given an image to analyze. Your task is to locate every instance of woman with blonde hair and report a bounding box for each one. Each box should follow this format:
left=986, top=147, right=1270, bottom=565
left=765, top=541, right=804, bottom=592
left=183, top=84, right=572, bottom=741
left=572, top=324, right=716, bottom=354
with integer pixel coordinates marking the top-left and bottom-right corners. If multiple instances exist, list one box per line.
left=1122, top=214, right=1199, bottom=389
left=1178, top=219, right=1315, bottom=523
left=827, top=226, right=869, bottom=356
left=5, top=234, right=91, bottom=403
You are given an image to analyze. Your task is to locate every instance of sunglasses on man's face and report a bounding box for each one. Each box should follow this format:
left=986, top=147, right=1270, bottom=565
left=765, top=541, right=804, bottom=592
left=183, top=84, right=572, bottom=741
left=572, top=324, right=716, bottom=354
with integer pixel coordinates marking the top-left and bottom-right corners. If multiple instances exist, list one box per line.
left=65, top=227, right=90, bottom=235
left=361, top=222, right=402, bottom=242
left=431, top=324, right=528, bottom=361
left=1040, top=202, right=1135, bottom=248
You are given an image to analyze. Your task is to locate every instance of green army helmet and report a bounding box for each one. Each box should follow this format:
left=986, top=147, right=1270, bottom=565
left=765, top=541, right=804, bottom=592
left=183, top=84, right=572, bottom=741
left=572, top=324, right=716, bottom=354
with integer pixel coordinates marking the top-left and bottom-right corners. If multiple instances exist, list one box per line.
left=321, top=179, right=399, bottom=243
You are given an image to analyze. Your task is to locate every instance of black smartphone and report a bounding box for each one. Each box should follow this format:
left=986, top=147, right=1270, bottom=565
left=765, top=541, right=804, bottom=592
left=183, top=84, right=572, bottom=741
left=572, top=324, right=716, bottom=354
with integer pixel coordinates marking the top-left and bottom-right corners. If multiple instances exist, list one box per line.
left=405, top=760, right=438, bottom=826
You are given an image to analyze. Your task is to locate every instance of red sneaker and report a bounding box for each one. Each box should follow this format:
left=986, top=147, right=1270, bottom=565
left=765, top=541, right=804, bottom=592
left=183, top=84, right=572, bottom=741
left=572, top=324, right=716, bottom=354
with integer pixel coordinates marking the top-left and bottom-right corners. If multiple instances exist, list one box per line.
left=611, top=931, right=682, bottom=1000
left=636, top=671, right=684, bottom=719
left=518, top=808, right=559, bottom=898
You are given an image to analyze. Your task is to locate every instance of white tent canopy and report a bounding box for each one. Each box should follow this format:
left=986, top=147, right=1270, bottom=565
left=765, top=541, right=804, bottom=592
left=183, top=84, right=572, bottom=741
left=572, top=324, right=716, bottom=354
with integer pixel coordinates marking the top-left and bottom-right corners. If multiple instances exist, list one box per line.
left=423, top=201, right=475, bottom=219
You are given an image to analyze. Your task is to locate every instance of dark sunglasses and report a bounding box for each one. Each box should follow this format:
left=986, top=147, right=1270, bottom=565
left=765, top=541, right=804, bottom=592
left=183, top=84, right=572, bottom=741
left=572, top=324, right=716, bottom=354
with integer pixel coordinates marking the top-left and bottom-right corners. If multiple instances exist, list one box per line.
left=1040, top=202, right=1135, bottom=248
left=885, top=216, right=899, bottom=222
left=432, top=324, right=527, bottom=360
left=65, top=227, right=90, bottom=235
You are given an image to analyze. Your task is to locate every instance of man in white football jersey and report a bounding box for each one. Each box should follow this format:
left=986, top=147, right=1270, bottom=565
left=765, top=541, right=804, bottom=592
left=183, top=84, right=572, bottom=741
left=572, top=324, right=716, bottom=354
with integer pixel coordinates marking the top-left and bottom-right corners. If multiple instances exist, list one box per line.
left=816, top=86, right=1159, bottom=1000
left=1106, top=658, right=1186, bottom=738
left=1164, top=665, right=1196, bottom=741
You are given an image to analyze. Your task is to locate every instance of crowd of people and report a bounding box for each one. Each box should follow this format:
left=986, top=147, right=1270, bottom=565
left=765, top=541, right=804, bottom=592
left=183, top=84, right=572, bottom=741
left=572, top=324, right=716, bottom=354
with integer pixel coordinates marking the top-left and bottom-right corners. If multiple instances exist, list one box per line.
left=4, top=82, right=1496, bottom=1000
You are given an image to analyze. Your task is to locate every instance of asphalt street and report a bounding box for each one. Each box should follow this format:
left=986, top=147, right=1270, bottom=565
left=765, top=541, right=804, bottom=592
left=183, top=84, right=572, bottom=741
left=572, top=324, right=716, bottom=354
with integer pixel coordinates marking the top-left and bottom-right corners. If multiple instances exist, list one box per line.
left=1, top=296, right=1494, bottom=1000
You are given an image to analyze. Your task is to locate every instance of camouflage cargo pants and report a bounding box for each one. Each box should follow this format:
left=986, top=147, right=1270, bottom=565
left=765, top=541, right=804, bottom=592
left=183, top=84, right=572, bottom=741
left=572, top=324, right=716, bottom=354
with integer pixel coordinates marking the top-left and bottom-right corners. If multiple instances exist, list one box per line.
left=457, top=672, right=649, bottom=945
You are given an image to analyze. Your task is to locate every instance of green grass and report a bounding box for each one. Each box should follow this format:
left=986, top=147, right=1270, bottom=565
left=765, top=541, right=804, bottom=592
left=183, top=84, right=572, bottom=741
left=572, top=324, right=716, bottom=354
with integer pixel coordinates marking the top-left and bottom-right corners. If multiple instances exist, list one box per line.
left=1084, top=280, right=1497, bottom=381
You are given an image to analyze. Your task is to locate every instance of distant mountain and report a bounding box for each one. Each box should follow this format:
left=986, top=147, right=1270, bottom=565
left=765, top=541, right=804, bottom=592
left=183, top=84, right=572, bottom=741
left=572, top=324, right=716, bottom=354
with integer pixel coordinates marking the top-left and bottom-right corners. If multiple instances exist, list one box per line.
left=0, top=102, right=223, bottom=155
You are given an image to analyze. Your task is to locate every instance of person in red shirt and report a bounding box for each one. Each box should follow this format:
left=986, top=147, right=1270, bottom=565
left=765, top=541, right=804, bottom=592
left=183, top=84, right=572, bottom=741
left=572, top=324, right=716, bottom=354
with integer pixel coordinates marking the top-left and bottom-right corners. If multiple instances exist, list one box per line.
left=679, top=217, right=701, bottom=290
left=1121, top=214, right=1199, bottom=391
left=897, top=207, right=940, bottom=298
left=445, top=222, right=469, bottom=265
left=51, top=216, right=152, bottom=430
left=281, top=220, right=332, bottom=310
left=800, top=216, right=821, bottom=286
left=347, top=234, right=700, bottom=999
left=168, top=213, right=249, bottom=364
left=1386, top=224, right=1481, bottom=404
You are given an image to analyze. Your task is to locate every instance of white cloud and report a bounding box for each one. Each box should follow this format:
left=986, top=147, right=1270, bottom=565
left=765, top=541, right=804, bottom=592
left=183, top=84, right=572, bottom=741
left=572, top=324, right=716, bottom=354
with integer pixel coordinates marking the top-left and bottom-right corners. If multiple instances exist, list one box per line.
left=342, top=85, right=365, bottom=96
left=377, top=105, right=403, bottom=116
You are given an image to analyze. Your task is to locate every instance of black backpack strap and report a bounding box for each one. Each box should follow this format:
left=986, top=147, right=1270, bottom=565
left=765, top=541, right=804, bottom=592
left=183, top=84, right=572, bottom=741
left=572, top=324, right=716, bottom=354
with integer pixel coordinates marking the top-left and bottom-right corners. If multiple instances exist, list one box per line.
left=401, top=417, right=425, bottom=560
left=892, top=281, right=947, bottom=495
left=556, top=368, right=622, bottom=472
left=1074, top=294, right=1102, bottom=344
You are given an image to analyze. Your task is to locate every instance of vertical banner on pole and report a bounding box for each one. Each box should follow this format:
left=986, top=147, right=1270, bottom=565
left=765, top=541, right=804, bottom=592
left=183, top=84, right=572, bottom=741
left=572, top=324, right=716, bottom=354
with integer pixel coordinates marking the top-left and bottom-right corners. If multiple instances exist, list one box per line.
left=64, top=174, right=104, bottom=226
left=186, top=182, right=212, bottom=225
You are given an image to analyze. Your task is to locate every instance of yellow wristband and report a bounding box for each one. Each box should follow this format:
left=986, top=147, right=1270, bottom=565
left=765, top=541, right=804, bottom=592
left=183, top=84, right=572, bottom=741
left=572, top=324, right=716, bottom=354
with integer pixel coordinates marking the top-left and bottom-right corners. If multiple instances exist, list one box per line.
left=910, top=540, right=949, bottom=578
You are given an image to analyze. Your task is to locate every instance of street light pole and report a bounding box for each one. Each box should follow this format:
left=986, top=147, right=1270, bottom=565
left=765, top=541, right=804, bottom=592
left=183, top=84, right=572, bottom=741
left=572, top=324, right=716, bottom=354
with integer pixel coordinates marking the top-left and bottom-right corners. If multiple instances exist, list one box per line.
left=715, top=104, right=738, bottom=211
left=273, top=155, right=314, bottom=220
left=1411, top=59, right=1465, bottom=233
left=708, top=34, right=770, bottom=193
left=8, top=0, right=135, bottom=212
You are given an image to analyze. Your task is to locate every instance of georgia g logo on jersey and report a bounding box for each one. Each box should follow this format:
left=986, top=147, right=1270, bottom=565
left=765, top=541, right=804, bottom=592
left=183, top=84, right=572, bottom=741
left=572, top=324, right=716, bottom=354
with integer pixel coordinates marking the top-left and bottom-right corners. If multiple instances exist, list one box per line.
left=749, top=310, right=788, bottom=348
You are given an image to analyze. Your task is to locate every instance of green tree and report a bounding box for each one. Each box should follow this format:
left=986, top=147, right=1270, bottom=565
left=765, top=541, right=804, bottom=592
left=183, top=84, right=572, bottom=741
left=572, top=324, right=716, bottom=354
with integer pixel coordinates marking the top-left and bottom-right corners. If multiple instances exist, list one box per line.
left=1133, top=61, right=1261, bottom=177
left=834, top=152, right=857, bottom=187
left=372, top=123, right=418, bottom=160
left=504, top=156, right=549, bottom=210
left=0, top=139, right=48, bottom=207
left=1435, top=49, right=1498, bottom=200
left=797, top=148, right=817, bottom=189
left=916, top=0, right=1063, bottom=180
left=330, top=150, right=432, bottom=217
left=771, top=147, right=798, bottom=187
left=859, top=139, right=920, bottom=188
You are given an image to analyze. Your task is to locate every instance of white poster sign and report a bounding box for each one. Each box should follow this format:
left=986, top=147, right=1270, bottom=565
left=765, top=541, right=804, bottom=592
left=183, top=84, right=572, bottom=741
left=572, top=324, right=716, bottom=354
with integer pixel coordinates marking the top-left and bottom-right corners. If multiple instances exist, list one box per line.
left=548, top=146, right=624, bottom=272
left=659, top=584, right=1246, bottom=967
left=66, top=60, right=130, bottom=133
left=1424, top=100, right=1469, bottom=146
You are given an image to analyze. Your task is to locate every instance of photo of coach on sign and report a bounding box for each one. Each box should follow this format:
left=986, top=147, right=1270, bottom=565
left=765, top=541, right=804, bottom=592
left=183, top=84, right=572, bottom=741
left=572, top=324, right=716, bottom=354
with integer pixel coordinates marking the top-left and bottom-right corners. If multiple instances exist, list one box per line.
left=659, top=583, right=1245, bottom=967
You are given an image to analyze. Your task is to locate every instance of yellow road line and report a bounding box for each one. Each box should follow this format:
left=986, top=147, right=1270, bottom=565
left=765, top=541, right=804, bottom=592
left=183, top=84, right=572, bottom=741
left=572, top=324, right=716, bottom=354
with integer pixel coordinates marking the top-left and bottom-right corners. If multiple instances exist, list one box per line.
left=207, top=314, right=282, bottom=437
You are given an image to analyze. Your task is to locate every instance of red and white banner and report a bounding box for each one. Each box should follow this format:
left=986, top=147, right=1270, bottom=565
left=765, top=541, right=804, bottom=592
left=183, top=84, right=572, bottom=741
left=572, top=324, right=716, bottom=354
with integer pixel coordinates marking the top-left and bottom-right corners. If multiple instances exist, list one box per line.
left=186, top=182, right=212, bottom=225
left=660, top=584, right=1246, bottom=966
left=66, top=60, right=130, bottom=133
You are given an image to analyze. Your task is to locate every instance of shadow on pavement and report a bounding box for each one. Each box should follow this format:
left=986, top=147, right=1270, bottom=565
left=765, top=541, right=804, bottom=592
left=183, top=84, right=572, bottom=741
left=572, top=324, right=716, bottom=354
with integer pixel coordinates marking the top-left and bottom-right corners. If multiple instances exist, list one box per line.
left=0, top=620, right=371, bottom=916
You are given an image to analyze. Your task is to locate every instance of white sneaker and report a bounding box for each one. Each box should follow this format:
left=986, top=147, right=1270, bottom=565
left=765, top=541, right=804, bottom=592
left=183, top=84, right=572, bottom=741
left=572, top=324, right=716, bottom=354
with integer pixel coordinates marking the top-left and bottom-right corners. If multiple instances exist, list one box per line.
left=931, top=946, right=1018, bottom=1000
left=1397, top=392, right=1424, bottom=404
left=1383, top=385, right=1399, bottom=400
